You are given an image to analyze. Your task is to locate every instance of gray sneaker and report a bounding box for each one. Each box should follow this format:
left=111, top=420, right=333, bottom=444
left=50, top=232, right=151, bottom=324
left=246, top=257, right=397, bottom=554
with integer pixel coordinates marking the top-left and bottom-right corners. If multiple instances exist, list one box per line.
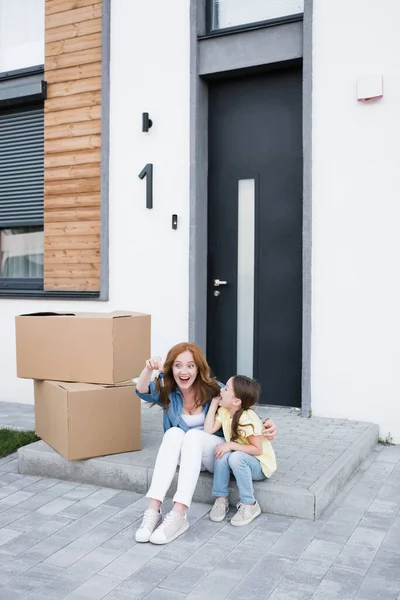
left=149, top=510, right=189, bottom=544
left=231, top=501, right=261, bottom=527
left=210, top=497, right=229, bottom=522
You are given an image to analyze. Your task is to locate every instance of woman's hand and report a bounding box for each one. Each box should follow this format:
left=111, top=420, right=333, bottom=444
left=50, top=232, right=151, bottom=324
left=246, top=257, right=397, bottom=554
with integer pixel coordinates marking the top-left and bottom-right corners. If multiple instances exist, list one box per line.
left=262, top=419, right=277, bottom=441
left=214, top=442, right=232, bottom=459
left=145, top=356, right=164, bottom=372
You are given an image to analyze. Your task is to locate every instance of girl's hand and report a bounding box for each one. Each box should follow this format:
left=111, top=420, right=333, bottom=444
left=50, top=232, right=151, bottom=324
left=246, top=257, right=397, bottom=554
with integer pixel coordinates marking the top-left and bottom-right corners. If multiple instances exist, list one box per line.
left=262, top=419, right=277, bottom=441
left=145, top=356, right=164, bottom=372
left=214, top=443, right=232, bottom=459
left=212, top=395, right=221, bottom=405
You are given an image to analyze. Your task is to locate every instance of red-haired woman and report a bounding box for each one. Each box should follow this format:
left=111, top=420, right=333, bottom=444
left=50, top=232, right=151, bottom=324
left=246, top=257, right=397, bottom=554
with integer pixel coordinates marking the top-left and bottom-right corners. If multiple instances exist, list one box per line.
left=134, top=342, right=277, bottom=545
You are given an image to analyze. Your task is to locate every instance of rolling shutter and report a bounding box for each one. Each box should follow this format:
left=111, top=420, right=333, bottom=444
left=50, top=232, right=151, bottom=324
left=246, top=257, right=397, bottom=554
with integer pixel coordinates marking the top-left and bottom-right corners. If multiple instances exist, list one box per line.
left=0, top=106, right=44, bottom=227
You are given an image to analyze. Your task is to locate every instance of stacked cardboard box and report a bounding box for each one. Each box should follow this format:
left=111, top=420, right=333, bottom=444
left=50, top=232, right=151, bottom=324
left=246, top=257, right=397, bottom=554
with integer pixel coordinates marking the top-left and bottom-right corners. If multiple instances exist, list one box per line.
left=15, top=311, right=150, bottom=460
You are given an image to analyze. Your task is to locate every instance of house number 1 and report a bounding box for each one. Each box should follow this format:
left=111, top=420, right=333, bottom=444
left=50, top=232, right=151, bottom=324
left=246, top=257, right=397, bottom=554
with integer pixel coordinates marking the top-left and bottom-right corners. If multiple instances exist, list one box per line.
left=138, top=163, right=153, bottom=209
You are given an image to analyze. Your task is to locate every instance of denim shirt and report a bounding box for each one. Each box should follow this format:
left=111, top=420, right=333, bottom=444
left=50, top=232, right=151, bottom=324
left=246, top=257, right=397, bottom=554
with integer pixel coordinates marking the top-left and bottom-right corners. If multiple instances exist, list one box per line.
left=136, top=381, right=224, bottom=437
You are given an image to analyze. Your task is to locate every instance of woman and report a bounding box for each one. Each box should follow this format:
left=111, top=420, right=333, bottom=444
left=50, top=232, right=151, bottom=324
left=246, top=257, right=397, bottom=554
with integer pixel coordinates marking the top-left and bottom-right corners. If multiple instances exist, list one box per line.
left=135, top=342, right=277, bottom=545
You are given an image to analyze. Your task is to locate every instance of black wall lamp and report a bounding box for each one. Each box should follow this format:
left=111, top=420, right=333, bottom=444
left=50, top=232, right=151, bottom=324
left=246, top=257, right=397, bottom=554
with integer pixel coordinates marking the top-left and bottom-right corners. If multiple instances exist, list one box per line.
left=142, top=112, right=153, bottom=132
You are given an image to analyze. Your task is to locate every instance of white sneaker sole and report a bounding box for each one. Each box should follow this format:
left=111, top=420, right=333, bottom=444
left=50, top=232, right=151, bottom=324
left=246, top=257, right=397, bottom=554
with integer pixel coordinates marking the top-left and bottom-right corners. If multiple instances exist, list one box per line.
left=149, top=521, right=189, bottom=545
left=230, top=506, right=261, bottom=527
left=209, top=509, right=229, bottom=523
left=135, top=515, right=162, bottom=543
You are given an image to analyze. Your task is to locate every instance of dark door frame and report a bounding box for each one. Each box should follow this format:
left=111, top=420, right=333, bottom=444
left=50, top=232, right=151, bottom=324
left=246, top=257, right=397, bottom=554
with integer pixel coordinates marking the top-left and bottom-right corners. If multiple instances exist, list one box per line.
left=189, top=0, right=313, bottom=416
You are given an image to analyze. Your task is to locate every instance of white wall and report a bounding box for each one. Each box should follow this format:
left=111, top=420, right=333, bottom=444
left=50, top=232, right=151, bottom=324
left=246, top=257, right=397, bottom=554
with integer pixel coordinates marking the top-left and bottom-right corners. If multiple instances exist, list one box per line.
left=0, top=0, right=44, bottom=72
left=312, top=0, right=400, bottom=442
left=0, top=0, right=191, bottom=405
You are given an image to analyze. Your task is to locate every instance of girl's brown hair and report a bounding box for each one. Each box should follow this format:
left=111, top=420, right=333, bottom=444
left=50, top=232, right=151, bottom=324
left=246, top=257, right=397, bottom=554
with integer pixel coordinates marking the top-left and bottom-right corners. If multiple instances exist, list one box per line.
left=156, top=342, right=220, bottom=410
left=230, top=375, right=261, bottom=442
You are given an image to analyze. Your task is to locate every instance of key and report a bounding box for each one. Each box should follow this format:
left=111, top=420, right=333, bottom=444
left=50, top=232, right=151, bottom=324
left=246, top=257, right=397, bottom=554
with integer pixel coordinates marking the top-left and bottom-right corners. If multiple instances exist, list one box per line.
left=158, top=372, right=164, bottom=387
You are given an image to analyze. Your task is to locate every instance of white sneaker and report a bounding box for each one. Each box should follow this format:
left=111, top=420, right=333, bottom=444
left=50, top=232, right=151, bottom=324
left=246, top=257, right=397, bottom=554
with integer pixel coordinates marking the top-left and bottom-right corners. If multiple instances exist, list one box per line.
left=135, top=509, right=162, bottom=543
left=149, top=510, right=189, bottom=544
left=230, top=501, right=261, bottom=527
left=210, top=497, right=229, bottom=522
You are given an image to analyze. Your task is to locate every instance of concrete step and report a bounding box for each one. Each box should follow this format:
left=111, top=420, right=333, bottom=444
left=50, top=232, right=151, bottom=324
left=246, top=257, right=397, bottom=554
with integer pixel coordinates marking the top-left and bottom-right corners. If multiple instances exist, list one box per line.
left=17, top=404, right=379, bottom=520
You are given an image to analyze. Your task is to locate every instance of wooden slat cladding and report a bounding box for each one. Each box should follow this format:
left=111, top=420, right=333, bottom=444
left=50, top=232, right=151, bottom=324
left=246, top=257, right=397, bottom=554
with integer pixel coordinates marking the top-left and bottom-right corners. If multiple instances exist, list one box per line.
left=46, top=33, right=101, bottom=58
left=46, top=18, right=101, bottom=43
left=44, top=0, right=102, bottom=292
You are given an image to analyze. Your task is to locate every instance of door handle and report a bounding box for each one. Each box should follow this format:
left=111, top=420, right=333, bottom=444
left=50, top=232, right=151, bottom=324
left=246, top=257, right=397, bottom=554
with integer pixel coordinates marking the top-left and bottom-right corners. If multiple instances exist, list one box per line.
left=214, top=279, right=227, bottom=287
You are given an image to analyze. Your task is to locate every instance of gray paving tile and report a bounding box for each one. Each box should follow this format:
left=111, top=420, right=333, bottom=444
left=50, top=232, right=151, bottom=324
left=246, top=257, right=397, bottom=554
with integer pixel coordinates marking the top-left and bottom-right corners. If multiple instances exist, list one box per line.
left=347, top=525, right=387, bottom=548
left=367, top=549, right=400, bottom=583
left=268, top=529, right=316, bottom=559
left=300, top=539, right=342, bottom=563
left=381, top=515, right=400, bottom=552
left=186, top=569, right=241, bottom=600
left=142, top=589, right=187, bottom=600
left=158, top=563, right=209, bottom=594
left=104, top=491, right=142, bottom=508
left=227, top=553, right=295, bottom=599
left=99, top=542, right=163, bottom=581
left=268, top=580, right=314, bottom=600
left=356, top=574, right=400, bottom=600
left=62, top=574, right=121, bottom=599
left=334, top=542, right=377, bottom=574
left=284, top=558, right=331, bottom=588
left=314, top=566, right=365, bottom=599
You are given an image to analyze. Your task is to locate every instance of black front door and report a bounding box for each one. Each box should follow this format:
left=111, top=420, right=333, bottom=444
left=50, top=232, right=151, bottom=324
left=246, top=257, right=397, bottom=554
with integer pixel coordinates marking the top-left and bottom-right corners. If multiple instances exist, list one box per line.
left=207, top=67, right=303, bottom=407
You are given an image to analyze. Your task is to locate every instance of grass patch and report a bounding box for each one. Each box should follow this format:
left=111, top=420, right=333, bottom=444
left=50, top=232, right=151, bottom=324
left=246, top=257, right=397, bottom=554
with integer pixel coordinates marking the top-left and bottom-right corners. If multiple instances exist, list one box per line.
left=0, top=428, right=39, bottom=459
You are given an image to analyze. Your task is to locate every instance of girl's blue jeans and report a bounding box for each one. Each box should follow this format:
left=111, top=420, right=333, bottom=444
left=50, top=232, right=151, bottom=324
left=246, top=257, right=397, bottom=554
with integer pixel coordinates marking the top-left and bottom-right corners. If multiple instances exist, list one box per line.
left=212, top=450, right=266, bottom=504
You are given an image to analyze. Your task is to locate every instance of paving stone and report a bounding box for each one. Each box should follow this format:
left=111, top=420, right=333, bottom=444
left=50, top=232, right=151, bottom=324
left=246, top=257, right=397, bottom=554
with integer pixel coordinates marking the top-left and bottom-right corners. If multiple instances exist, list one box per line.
left=142, top=589, right=187, bottom=600
left=0, top=527, right=22, bottom=546
left=0, top=490, right=35, bottom=511
left=299, top=539, right=342, bottom=563
left=158, top=518, right=227, bottom=563
left=44, top=521, right=125, bottom=568
left=381, top=515, right=400, bottom=553
left=0, top=572, right=46, bottom=599
left=334, top=542, right=377, bottom=574
left=227, top=553, right=295, bottom=599
left=347, top=525, right=387, bottom=548
left=355, top=574, right=400, bottom=600
left=108, top=557, right=180, bottom=599
left=99, top=542, right=163, bottom=581
left=62, top=574, right=121, bottom=599
left=183, top=541, right=232, bottom=570
left=285, top=557, right=331, bottom=589
left=158, top=563, right=209, bottom=594
left=367, top=549, right=400, bottom=582
left=37, top=497, right=78, bottom=516
left=314, top=566, right=364, bottom=599
left=186, top=569, right=242, bottom=600
left=268, top=579, right=315, bottom=600
left=358, top=509, right=395, bottom=531
left=100, top=526, right=136, bottom=553
left=104, top=491, right=142, bottom=508
left=268, top=528, right=316, bottom=559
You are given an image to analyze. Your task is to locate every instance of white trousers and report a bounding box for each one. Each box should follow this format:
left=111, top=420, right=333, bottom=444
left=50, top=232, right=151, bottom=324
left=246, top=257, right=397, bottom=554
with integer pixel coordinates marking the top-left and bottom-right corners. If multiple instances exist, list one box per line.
left=147, top=427, right=221, bottom=508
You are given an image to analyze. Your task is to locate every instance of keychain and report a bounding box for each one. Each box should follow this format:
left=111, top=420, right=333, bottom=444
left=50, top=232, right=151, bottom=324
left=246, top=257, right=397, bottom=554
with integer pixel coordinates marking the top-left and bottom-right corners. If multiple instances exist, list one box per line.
left=158, top=372, right=164, bottom=387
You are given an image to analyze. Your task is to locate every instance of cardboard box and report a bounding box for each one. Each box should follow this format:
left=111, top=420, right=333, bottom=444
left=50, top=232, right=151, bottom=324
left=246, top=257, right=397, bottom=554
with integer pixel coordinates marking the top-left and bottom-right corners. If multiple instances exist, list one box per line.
left=34, top=380, right=141, bottom=460
left=16, top=311, right=150, bottom=384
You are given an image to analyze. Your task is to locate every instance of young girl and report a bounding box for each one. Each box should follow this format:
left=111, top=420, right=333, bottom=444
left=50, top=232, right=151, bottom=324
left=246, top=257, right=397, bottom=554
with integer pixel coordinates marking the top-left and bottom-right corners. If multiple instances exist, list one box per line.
left=204, top=375, right=277, bottom=526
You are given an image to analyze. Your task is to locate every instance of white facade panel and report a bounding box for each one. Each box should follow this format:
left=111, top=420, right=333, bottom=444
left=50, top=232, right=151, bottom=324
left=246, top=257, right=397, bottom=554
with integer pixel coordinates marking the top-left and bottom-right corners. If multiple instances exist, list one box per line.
left=312, top=0, right=400, bottom=442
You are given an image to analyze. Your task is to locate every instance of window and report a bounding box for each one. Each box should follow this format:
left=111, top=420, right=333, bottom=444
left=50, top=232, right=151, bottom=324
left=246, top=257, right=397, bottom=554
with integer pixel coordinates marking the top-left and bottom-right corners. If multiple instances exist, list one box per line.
left=208, top=0, right=304, bottom=32
left=0, top=0, right=44, bottom=73
left=0, top=104, right=44, bottom=291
